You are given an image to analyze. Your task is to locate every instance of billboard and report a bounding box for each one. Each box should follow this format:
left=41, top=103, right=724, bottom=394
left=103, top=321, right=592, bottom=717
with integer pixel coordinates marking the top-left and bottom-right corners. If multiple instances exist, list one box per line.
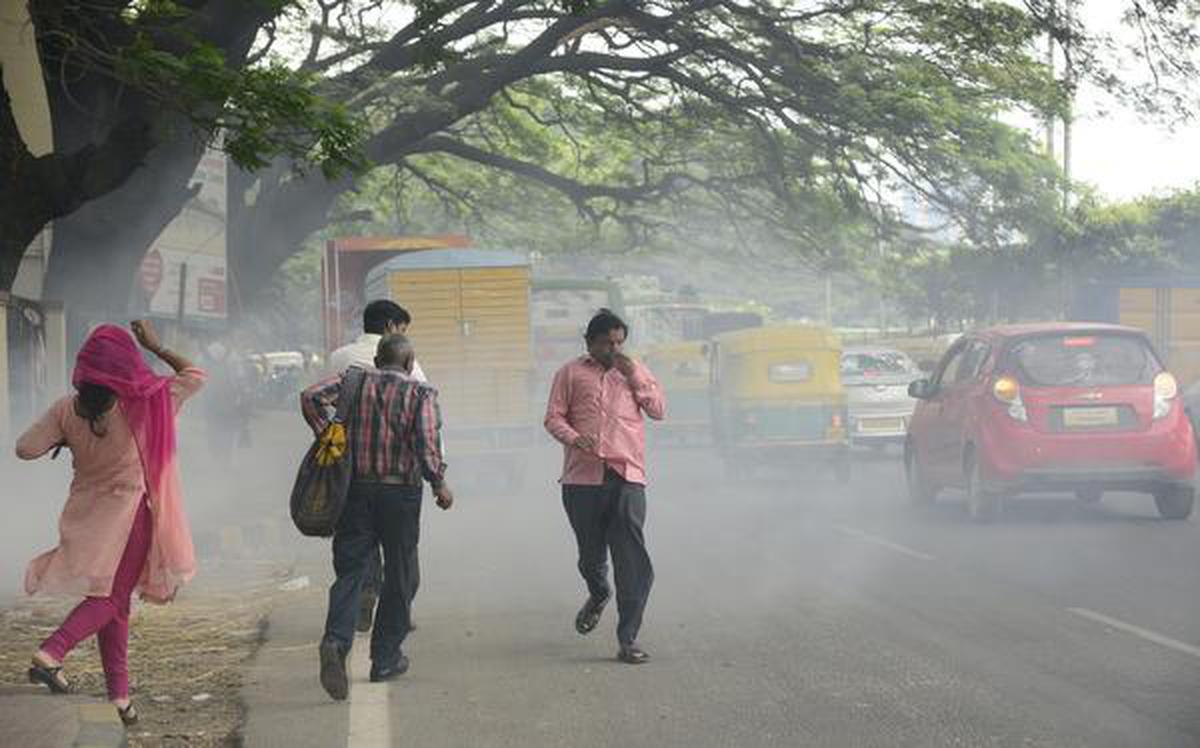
left=138, top=144, right=228, bottom=321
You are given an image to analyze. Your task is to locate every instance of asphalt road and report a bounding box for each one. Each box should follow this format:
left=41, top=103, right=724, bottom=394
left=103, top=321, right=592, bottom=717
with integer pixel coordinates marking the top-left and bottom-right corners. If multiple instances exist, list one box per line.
left=241, top=438, right=1200, bottom=748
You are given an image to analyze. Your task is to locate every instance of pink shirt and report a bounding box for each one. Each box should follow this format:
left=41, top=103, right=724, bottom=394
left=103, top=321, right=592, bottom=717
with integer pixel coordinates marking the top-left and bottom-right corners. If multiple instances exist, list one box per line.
left=544, top=356, right=666, bottom=486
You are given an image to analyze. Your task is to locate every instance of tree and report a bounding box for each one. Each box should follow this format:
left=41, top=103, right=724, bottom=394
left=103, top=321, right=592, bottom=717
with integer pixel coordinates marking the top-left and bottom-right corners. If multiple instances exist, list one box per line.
left=1, top=0, right=365, bottom=305
left=8, top=1, right=1200, bottom=318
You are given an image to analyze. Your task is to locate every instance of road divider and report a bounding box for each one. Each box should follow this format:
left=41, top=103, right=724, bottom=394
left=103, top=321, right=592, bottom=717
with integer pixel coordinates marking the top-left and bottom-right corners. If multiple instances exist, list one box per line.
left=1067, top=608, right=1200, bottom=659
left=833, top=525, right=936, bottom=562
left=347, top=643, right=391, bottom=747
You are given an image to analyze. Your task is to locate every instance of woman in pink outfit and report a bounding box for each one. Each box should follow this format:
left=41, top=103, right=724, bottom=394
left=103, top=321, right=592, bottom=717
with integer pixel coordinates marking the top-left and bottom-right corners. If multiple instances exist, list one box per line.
left=16, top=320, right=205, bottom=726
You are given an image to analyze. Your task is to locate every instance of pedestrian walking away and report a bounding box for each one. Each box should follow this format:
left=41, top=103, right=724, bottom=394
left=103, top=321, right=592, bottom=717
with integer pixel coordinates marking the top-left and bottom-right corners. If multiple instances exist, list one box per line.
left=301, top=334, right=453, bottom=701
left=328, top=299, right=429, bottom=633
left=544, top=309, right=666, bottom=664
left=17, top=320, right=205, bottom=726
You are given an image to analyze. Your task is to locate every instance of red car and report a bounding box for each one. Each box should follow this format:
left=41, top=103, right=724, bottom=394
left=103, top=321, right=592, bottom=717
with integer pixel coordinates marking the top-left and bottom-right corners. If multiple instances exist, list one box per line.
left=905, top=323, right=1196, bottom=521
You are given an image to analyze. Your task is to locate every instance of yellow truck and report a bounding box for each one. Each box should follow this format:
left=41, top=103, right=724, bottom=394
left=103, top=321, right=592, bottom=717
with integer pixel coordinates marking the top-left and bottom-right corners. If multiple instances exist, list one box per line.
left=364, top=249, right=534, bottom=489
left=1073, top=278, right=1200, bottom=389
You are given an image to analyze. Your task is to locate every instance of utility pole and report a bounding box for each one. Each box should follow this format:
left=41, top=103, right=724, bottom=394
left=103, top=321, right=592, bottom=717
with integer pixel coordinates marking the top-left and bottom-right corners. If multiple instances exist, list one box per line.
left=1044, top=0, right=1057, bottom=158
left=1061, top=0, right=1074, bottom=213
left=1060, top=0, right=1076, bottom=318
left=824, top=275, right=833, bottom=326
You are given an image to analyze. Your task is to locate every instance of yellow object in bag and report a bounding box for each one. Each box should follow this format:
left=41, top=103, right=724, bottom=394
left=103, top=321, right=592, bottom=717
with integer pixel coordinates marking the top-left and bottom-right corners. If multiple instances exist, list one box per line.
left=316, top=423, right=348, bottom=466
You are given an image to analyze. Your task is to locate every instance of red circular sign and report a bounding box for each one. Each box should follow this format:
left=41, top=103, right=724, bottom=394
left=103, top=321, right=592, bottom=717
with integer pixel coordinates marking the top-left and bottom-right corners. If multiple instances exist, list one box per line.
left=140, top=250, right=164, bottom=296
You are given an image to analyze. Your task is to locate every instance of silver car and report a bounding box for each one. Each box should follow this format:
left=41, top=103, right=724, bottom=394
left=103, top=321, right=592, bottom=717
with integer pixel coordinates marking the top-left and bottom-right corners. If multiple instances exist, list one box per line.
left=841, top=347, right=921, bottom=450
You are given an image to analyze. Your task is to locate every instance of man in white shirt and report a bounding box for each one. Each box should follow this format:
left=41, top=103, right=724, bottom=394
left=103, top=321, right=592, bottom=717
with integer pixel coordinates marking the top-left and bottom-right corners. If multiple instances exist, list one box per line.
left=328, top=299, right=427, bottom=633
left=329, top=300, right=427, bottom=382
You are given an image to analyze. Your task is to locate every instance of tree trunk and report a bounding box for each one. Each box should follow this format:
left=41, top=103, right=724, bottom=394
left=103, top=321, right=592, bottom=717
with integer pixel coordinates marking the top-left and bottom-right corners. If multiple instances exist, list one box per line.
left=229, top=169, right=352, bottom=302
left=43, top=122, right=205, bottom=316
left=35, top=0, right=276, bottom=317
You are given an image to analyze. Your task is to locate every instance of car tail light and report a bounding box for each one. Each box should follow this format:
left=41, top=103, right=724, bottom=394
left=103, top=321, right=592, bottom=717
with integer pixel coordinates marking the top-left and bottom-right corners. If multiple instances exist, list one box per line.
left=1153, top=372, right=1178, bottom=420
left=992, top=375, right=1028, bottom=422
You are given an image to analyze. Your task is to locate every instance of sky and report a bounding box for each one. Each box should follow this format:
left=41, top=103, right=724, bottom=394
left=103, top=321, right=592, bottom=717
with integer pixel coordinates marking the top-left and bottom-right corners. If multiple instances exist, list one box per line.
left=1056, top=1, right=1200, bottom=200
left=1069, top=101, right=1200, bottom=200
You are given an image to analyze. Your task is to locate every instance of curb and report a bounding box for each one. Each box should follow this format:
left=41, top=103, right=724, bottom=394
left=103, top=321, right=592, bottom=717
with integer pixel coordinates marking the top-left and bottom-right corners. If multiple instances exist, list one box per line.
left=73, top=703, right=127, bottom=748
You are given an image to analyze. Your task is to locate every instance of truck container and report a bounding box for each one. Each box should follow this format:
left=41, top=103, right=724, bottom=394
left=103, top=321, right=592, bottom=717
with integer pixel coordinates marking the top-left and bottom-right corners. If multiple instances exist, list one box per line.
left=365, top=248, right=534, bottom=488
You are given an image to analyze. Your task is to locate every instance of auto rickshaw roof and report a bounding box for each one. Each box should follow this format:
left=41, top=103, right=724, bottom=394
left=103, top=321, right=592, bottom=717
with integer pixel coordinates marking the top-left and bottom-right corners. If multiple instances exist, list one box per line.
left=712, top=324, right=842, bottom=353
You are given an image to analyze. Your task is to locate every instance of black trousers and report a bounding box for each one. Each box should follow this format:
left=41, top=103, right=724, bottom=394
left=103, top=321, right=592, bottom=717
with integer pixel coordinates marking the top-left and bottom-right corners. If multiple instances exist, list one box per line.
left=562, top=469, right=654, bottom=647
left=324, top=482, right=421, bottom=666
left=361, top=533, right=420, bottom=603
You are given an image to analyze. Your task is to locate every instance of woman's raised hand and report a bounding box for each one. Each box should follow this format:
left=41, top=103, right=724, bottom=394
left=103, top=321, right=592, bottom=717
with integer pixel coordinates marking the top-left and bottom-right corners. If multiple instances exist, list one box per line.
left=130, top=320, right=162, bottom=353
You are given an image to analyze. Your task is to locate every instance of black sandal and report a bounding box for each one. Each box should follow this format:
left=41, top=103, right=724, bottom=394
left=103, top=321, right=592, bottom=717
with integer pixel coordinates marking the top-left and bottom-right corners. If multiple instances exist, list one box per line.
left=116, top=703, right=139, bottom=727
left=617, top=645, right=650, bottom=665
left=575, top=594, right=610, bottom=635
left=28, top=661, right=73, bottom=694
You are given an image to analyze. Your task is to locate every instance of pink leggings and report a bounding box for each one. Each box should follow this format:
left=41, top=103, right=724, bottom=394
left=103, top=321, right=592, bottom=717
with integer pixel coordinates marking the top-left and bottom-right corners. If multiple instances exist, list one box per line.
left=41, top=499, right=152, bottom=700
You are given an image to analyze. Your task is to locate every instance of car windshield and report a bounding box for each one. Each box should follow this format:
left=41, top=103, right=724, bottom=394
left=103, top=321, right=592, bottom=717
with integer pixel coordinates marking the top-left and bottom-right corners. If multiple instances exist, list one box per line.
left=841, top=352, right=912, bottom=378
left=1009, top=333, right=1160, bottom=387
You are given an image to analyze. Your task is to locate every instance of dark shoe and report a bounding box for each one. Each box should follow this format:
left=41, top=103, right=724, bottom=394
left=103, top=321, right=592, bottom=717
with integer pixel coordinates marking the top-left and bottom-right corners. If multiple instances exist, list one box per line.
left=28, top=660, right=72, bottom=694
left=356, top=594, right=377, bottom=633
left=574, top=593, right=610, bottom=635
left=617, top=645, right=650, bottom=665
left=116, top=703, right=139, bottom=727
left=319, top=639, right=349, bottom=701
left=369, top=655, right=410, bottom=683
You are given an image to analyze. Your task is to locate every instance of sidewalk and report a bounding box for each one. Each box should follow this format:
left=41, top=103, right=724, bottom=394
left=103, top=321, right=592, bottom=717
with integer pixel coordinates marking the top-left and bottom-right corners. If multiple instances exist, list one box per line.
left=0, top=409, right=312, bottom=747
left=0, top=688, right=126, bottom=748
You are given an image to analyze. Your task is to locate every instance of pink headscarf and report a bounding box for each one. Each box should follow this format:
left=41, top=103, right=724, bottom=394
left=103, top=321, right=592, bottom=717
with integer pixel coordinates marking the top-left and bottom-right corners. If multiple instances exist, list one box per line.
left=74, top=324, right=195, bottom=602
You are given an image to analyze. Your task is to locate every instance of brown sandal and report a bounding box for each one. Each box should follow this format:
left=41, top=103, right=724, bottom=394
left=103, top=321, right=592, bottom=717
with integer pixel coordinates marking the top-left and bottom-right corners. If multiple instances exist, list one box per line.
left=28, top=661, right=72, bottom=694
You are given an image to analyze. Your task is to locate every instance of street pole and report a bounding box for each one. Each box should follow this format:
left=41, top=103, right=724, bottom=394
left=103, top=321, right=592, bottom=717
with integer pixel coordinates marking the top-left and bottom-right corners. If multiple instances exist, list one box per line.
left=1062, top=0, right=1073, bottom=213
left=825, top=275, right=833, bottom=327
left=1061, top=0, right=1075, bottom=318
left=1045, top=0, right=1057, bottom=159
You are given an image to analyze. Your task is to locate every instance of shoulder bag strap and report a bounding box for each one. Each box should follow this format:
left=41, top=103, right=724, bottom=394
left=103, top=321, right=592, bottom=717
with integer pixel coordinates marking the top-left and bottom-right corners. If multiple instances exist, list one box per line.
left=334, top=367, right=366, bottom=425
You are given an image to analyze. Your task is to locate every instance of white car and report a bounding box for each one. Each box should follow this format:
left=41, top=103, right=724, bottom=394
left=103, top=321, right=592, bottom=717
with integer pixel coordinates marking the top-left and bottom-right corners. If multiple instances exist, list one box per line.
left=841, top=347, right=921, bottom=451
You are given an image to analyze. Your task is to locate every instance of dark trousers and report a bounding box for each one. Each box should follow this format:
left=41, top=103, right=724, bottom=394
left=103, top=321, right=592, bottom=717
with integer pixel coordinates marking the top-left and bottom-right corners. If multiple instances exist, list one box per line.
left=324, top=482, right=421, bottom=666
left=562, top=469, right=654, bottom=647
left=361, top=540, right=420, bottom=604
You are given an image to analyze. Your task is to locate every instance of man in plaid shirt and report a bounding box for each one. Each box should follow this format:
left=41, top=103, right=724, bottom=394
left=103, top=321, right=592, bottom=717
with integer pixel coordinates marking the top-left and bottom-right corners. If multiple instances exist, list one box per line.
left=301, top=334, right=453, bottom=700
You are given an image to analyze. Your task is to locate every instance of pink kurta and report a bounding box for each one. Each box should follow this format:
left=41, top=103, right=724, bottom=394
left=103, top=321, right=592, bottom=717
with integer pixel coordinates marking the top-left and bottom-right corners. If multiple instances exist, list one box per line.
left=17, top=368, right=206, bottom=600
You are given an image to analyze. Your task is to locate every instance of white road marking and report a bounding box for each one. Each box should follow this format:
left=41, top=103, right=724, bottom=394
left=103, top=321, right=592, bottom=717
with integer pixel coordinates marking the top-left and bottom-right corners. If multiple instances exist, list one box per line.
left=347, top=643, right=391, bottom=746
left=1067, top=608, right=1200, bottom=659
left=833, top=525, right=936, bottom=562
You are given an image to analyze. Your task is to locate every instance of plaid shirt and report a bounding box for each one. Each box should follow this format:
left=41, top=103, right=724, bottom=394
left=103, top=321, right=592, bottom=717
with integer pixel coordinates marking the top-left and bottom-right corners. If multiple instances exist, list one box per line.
left=301, top=366, right=447, bottom=486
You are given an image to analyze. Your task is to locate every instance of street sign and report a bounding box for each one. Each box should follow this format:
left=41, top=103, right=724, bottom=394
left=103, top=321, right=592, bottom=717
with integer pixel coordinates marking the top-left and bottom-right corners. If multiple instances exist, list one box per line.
left=140, top=249, right=164, bottom=296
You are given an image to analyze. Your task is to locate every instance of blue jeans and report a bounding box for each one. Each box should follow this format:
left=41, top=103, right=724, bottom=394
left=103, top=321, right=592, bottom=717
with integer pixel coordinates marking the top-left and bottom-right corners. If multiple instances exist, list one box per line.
left=323, top=482, right=421, bottom=667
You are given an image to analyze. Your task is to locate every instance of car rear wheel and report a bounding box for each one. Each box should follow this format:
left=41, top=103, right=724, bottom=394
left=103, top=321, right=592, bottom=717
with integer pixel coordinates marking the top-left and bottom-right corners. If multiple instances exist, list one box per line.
left=966, top=458, right=1001, bottom=522
left=1075, top=487, right=1103, bottom=504
left=905, top=444, right=936, bottom=506
left=1154, top=485, right=1195, bottom=520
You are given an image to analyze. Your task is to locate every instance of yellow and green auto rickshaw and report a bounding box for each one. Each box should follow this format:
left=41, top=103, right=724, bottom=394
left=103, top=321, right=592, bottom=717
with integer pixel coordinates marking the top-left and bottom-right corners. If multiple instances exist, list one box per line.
left=641, top=340, right=711, bottom=446
left=709, top=325, right=850, bottom=481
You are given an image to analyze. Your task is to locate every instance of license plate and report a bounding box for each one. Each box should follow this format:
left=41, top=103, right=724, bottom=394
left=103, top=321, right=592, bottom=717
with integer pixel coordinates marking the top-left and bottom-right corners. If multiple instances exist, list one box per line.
left=859, top=417, right=904, bottom=433
left=1062, top=407, right=1119, bottom=428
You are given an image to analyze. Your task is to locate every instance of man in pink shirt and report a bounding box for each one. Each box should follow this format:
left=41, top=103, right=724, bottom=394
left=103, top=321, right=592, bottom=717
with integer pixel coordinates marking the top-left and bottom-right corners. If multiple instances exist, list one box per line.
left=544, top=309, right=666, bottom=664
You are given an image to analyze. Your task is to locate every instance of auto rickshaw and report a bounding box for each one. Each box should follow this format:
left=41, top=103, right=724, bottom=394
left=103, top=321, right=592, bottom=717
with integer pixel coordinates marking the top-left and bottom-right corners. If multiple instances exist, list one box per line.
left=709, top=325, right=850, bottom=481
left=641, top=340, right=712, bottom=446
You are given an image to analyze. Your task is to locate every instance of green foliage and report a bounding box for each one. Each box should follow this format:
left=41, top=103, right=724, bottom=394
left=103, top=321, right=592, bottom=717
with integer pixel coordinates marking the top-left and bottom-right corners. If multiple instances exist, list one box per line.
left=115, top=37, right=368, bottom=177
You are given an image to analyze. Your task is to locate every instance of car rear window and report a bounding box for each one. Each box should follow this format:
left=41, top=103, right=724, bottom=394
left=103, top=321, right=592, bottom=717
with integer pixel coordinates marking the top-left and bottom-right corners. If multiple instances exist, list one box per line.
left=1008, top=333, right=1161, bottom=387
left=841, top=352, right=912, bottom=377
